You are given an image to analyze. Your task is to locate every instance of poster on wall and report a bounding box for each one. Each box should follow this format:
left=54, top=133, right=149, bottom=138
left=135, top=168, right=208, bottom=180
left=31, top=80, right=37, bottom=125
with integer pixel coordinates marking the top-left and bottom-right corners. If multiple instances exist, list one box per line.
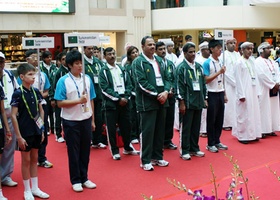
left=0, top=0, right=75, bottom=13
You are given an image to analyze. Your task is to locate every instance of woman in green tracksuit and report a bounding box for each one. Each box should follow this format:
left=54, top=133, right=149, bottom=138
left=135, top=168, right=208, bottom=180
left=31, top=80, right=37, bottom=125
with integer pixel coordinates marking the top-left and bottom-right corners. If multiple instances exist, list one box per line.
left=132, top=36, right=171, bottom=171
left=176, top=42, right=207, bottom=161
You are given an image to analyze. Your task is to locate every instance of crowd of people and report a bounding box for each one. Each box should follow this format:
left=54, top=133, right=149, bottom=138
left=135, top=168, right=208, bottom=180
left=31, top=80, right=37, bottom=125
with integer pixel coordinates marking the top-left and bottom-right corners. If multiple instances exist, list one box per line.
left=0, top=34, right=279, bottom=200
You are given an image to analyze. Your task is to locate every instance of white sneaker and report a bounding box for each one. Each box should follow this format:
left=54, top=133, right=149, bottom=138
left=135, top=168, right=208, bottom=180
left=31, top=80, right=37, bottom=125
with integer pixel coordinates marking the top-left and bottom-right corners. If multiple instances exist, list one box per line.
left=0, top=196, right=7, bottom=200
left=2, top=179, right=18, bottom=187
left=131, top=139, right=139, bottom=144
left=24, top=191, right=34, bottom=200
left=123, top=149, right=140, bottom=155
left=82, top=180, right=96, bottom=189
left=112, top=154, right=121, bottom=160
left=140, top=163, right=154, bottom=171
left=151, top=159, right=169, bottom=167
left=181, top=154, right=191, bottom=160
left=92, top=143, right=107, bottom=149
left=57, top=137, right=65, bottom=143
left=190, top=151, right=205, bottom=157
left=31, top=188, right=49, bottom=199
left=72, top=183, right=83, bottom=192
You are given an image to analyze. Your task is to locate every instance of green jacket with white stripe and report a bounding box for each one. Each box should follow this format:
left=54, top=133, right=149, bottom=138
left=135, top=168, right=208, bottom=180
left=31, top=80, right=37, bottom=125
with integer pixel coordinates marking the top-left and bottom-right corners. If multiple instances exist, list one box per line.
left=132, top=53, right=171, bottom=112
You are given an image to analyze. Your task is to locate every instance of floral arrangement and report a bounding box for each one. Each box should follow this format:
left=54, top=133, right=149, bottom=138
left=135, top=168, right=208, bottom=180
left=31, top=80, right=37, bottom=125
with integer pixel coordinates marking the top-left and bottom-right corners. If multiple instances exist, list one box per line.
left=142, top=153, right=259, bottom=200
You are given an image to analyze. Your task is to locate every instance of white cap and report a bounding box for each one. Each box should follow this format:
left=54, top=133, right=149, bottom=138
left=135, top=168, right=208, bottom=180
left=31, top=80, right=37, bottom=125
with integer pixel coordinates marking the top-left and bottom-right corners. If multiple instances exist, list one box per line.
left=165, top=40, right=174, bottom=46
left=240, top=42, right=254, bottom=49
left=0, top=52, right=5, bottom=59
left=257, top=42, right=272, bottom=54
left=199, top=41, right=209, bottom=50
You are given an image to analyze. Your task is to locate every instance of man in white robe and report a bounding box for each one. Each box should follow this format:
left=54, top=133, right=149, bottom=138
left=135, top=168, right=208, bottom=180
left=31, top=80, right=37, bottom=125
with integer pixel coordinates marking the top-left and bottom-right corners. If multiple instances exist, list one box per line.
left=255, top=42, right=280, bottom=137
left=196, top=41, right=210, bottom=137
left=233, top=42, right=262, bottom=144
left=220, top=38, right=240, bottom=130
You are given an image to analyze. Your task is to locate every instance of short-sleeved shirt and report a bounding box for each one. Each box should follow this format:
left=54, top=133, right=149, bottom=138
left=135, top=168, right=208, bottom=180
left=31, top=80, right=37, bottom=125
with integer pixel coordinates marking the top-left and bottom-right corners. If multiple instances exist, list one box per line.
left=54, top=73, right=96, bottom=121
left=10, top=86, right=43, bottom=137
left=203, top=56, right=225, bottom=92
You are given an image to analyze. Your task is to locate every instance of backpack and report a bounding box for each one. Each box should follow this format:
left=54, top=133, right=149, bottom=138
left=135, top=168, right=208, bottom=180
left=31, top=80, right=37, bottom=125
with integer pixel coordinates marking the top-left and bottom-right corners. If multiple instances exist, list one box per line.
left=4, top=69, right=15, bottom=89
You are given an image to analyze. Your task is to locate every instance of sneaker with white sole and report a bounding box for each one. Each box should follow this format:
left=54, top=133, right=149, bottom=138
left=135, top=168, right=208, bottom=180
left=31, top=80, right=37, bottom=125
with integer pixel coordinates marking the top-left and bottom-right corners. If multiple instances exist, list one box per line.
left=92, top=143, right=107, bottom=149
left=0, top=196, right=7, bottom=200
left=123, top=149, right=140, bottom=155
left=181, top=154, right=191, bottom=160
left=31, top=188, right=49, bottom=199
left=24, top=191, right=34, bottom=200
left=140, top=163, right=154, bottom=171
left=215, top=143, right=228, bottom=150
left=82, top=180, right=96, bottom=189
left=72, top=183, right=83, bottom=192
left=57, top=137, right=65, bottom=143
left=151, top=159, right=169, bottom=167
left=112, top=154, right=121, bottom=160
left=38, top=160, right=53, bottom=168
left=2, top=178, right=18, bottom=187
left=206, top=145, right=219, bottom=153
left=190, top=151, right=205, bottom=157
left=131, top=139, right=139, bottom=144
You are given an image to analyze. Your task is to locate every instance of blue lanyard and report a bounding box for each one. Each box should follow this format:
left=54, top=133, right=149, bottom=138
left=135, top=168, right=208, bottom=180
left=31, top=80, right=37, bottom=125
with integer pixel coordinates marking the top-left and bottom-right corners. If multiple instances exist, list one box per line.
left=212, top=61, right=221, bottom=73
left=68, top=73, right=81, bottom=98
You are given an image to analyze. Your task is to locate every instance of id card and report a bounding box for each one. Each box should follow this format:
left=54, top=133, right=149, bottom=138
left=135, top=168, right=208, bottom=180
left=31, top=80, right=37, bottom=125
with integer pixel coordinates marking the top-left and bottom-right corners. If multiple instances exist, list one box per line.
left=117, top=85, right=125, bottom=95
left=272, top=72, right=276, bottom=82
left=156, top=76, right=164, bottom=86
left=4, top=98, right=10, bottom=109
left=0, top=120, right=2, bottom=129
left=218, top=80, right=223, bottom=89
left=94, top=75, right=99, bottom=84
left=34, top=114, right=44, bottom=129
left=252, top=77, right=256, bottom=86
left=192, top=81, right=200, bottom=91
left=81, top=104, right=89, bottom=113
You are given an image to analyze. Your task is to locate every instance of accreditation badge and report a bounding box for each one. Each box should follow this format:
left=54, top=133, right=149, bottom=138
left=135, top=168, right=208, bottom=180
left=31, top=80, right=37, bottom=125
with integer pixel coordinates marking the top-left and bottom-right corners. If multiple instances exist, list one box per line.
left=81, top=104, right=89, bottom=113
left=34, top=114, right=44, bottom=129
left=117, top=85, right=125, bottom=95
left=218, top=80, right=223, bottom=89
left=192, top=81, right=200, bottom=91
left=4, top=97, right=10, bottom=109
left=251, top=77, right=256, bottom=86
left=156, top=76, right=164, bottom=86
left=94, top=75, right=99, bottom=84
left=272, top=72, right=276, bottom=82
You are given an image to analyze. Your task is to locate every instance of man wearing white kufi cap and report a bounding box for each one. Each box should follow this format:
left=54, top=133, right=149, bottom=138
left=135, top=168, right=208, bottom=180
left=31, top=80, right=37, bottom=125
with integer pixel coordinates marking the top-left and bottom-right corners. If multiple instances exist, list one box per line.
left=219, top=38, right=240, bottom=131
left=232, top=42, right=262, bottom=144
left=254, top=42, right=280, bottom=137
left=195, top=41, right=210, bottom=138
left=165, top=40, right=178, bottom=65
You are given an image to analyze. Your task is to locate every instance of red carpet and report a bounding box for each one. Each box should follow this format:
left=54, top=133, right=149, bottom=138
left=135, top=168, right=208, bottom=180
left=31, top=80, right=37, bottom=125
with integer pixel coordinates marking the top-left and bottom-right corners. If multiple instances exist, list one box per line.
left=3, top=130, right=280, bottom=199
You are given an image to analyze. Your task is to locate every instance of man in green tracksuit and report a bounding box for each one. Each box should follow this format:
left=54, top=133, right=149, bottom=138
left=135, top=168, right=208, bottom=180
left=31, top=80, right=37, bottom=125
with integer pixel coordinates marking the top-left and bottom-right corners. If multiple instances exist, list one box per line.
left=84, top=46, right=107, bottom=148
left=176, top=42, right=207, bottom=161
left=99, top=47, right=139, bottom=160
left=132, top=36, right=171, bottom=171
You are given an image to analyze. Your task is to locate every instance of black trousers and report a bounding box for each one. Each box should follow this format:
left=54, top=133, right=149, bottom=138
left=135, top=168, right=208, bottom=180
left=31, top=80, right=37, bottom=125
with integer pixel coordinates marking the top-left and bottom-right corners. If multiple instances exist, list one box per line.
left=104, top=105, right=133, bottom=155
left=63, top=117, right=92, bottom=185
left=54, top=105, right=62, bottom=138
left=38, top=104, right=48, bottom=163
left=206, top=92, right=225, bottom=146
left=164, top=99, right=175, bottom=145
left=130, top=96, right=140, bottom=141
left=92, top=100, right=104, bottom=145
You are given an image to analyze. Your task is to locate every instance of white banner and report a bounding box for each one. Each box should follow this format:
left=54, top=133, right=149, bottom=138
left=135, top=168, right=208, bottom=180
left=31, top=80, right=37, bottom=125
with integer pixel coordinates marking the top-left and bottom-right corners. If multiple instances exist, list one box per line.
left=64, top=33, right=100, bottom=47
left=22, top=37, right=54, bottom=49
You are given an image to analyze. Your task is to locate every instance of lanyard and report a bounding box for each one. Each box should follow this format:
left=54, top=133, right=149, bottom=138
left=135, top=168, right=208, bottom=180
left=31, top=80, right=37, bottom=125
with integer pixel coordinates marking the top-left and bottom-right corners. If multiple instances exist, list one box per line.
left=0, top=74, right=8, bottom=96
left=87, top=63, right=100, bottom=75
left=263, top=58, right=275, bottom=73
left=110, top=66, right=123, bottom=86
left=68, top=73, right=82, bottom=98
left=188, top=67, right=199, bottom=81
left=20, top=85, right=38, bottom=119
left=244, top=57, right=255, bottom=78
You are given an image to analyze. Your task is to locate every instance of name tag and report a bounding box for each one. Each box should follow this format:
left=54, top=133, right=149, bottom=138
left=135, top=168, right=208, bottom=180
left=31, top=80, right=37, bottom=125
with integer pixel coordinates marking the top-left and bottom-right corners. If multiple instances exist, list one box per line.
left=94, top=75, right=99, bottom=84
left=218, top=80, right=223, bottom=89
left=4, top=98, right=10, bottom=109
left=81, top=104, right=89, bottom=113
left=272, top=72, right=276, bottom=82
left=252, top=77, right=256, bottom=86
left=193, top=81, right=200, bottom=91
left=116, top=85, right=125, bottom=94
left=34, top=114, right=44, bottom=129
left=156, top=76, right=164, bottom=86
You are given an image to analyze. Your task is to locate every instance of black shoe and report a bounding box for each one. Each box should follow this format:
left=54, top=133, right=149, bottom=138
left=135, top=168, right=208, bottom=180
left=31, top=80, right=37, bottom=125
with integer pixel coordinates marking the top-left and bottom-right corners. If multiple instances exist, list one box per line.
left=269, top=132, right=277, bottom=136
left=200, top=133, right=207, bottom=138
left=261, top=134, right=267, bottom=139
left=164, top=143, right=177, bottom=150
left=223, top=127, right=232, bottom=131
left=238, top=140, right=248, bottom=144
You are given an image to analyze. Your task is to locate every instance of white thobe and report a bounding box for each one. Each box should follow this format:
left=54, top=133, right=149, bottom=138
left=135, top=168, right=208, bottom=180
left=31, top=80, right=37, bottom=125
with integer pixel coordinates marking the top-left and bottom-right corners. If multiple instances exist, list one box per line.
left=255, top=57, right=280, bottom=133
left=165, top=52, right=178, bottom=65
left=232, top=57, right=262, bottom=141
left=220, top=51, right=240, bottom=128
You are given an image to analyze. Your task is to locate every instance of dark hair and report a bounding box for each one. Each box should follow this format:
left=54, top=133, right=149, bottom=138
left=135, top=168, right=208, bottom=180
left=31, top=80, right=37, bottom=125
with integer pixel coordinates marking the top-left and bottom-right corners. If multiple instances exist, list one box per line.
left=65, top=50, right=82, bottom=70
left=238, top=42, right=244, bottom=51
left=141, top=36, right=153, bottom=46
left=17, top=63, right=36, bottom=76
left=276, top=49, right=280, bottom=56
left=93, top=46, right=99, bottom=50
left=57, top=52, right=67, bottom=61
left=103, top=47, right=115, bottom=56
left=42, top=51, right=52, bottom=59
left=25, top=49, right=37, bottom=58
left=155, top=41, right=165, bottom=50
left=183, top=42, right=195, bottom=52
left=208, top=39, right=222, bottom=53
left=185, top=35, right=192, bottom=41
left=126, top=46, right=139, bottom=63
